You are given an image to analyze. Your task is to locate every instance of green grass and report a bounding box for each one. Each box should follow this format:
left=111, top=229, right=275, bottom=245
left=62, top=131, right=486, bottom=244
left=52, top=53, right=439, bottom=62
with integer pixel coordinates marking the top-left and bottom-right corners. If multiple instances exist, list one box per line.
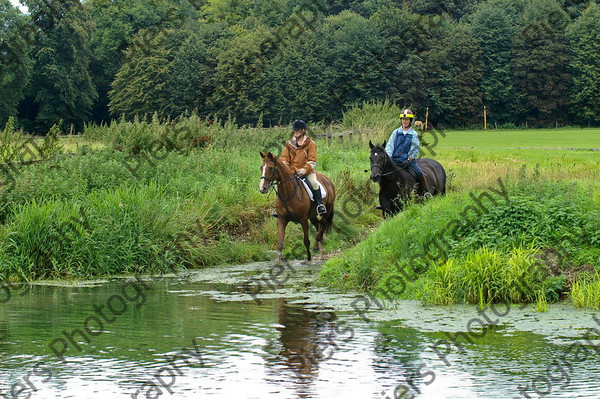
left=421, top=246, right=545, bottom=307
left=318, top=103, right=600, bottom=307
left=570, top=273, right=600, bottom=309
left=2, top=105, right=600, bottom=313
left=434, top=128, right=600, bottom=149
left=0, top=117, right=381, bottom=281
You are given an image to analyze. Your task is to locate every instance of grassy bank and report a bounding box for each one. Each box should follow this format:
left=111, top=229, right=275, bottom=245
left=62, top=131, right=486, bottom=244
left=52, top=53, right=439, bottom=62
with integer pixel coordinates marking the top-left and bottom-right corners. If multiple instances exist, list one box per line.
left=2, top=106, right=600, bottom=310
left=319, top=179, right=600, bottom=304
left=319, top=103, right=600, bottom=308
left=0, top=116, right=379, bottom=281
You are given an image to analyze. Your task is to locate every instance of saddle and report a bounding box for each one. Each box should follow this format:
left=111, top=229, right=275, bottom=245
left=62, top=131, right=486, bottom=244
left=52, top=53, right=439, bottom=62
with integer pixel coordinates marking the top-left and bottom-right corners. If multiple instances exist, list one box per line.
left=395, top=161, right=418, bottom=180
left=299, top=177, right=327, bottom=202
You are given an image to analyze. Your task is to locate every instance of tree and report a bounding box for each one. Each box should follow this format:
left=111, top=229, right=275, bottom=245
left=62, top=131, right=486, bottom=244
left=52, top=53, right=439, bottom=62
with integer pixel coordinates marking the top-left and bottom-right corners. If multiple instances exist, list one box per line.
left=408, top=0, right=478, bottom=20
left=87, top=0, right=196, bottom=123
left=165, top=22, right=227, bottom=118
left=372, top=5, right=447, bottom=111
left=0, top=0, right=32, bottom=126
left=108, top=33, right=173, bottom=119
left=566, top=2, right=600, bottom=125
left=470, top=0, right=521, bottom=125
left=207, top=25, right=271, bottom=124
left=512, top=0, right=571, bottom=126
left=201, top=0, right=254, bottom=24
left=312, top=11, right=391, bottom=120
left=424, top=23, right=483, bottom=127
left=21, top=0, right=97, bottom=132
left=260, top=28, right=330, bottom=125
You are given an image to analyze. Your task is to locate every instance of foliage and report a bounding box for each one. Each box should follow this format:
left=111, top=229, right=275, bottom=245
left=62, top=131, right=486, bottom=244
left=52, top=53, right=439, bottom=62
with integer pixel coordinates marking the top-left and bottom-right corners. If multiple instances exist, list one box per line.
left=566, top=2, right=600, bottom=125
left=84, top=113, right=213, bottom=155
left=511, top=0, right=571, bottom=127
left=320, top=171, right=600, bottom=306
left=470, top=0, right=520, bottom=125
left=0, top=121, right=379, bottom=280
left=38, top=123, right=64, bottom=160
left=8, top=0, right=600, bottom=129
left=108, top=31, right=175, bottom=119
left=22, top=0, right=98, bottom=132
left=570, top=273, right=600, bottom=309
left=0, top=116, right=24, bottom=163
left=420, top=247, right=545, bottom=306
left=0, top=0, right=32, bottom=127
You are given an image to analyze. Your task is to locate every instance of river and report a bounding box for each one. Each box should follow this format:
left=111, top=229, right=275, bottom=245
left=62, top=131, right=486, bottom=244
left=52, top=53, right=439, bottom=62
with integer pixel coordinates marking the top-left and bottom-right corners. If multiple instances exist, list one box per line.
left=1, top=261, right=599, bottom=398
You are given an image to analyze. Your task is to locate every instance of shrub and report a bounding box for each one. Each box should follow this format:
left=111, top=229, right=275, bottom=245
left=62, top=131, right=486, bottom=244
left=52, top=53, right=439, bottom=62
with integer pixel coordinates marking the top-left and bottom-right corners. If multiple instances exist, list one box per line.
left=420, top=247, right=545, bottom=306
left=570, top=273, right=600, bottom=309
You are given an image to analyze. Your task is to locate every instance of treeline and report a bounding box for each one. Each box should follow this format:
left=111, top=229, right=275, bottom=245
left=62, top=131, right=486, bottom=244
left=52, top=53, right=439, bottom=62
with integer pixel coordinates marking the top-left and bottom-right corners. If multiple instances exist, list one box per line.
left=1, top=0, right=599, bottom=132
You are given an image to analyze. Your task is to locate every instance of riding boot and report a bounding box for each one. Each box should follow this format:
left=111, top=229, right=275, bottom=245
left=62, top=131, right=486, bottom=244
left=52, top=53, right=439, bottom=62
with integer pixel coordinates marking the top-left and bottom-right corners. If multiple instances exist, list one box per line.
left=313, top=187, right=327, bottom=215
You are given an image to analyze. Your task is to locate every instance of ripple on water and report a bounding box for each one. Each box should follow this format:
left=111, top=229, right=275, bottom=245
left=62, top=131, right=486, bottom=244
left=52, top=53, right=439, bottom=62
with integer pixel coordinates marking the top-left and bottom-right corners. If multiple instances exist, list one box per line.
left=2, top=264, right=600, bottom=398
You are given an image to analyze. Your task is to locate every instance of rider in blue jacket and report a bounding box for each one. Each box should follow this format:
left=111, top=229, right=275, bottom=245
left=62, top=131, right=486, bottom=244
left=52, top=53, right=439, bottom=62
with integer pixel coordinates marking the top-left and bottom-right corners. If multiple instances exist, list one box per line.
left=385, top=109, right=431, bottom=196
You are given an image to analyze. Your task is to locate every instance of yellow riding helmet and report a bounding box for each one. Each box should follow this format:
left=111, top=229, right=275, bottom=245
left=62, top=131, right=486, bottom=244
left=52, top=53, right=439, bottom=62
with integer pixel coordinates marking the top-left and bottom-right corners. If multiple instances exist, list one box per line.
left=399, top=109, right=415, bottom=119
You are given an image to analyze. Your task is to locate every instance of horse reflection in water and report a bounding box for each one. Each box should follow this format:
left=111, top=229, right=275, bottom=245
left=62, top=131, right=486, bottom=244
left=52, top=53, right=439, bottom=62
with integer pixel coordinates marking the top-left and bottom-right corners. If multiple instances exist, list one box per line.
left=263, top=299, right=349, bottom=394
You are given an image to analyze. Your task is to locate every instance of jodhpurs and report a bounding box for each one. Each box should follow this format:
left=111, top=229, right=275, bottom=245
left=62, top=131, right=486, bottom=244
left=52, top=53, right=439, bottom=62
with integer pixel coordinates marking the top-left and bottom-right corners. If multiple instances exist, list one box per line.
left=305, top=173, right=319, bottom=190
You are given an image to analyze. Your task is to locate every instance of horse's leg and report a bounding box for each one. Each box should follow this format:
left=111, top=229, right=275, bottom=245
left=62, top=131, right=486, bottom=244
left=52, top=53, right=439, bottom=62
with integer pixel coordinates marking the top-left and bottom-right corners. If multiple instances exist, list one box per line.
left=316, top=222, right=325, bottom=256
left=310, top=218, right=320, bottom=253
left=301, top=219, right=312, bottom=265
left=310, top=218, right=325, bottom=259
left=277, top=217, right=289, bottom=265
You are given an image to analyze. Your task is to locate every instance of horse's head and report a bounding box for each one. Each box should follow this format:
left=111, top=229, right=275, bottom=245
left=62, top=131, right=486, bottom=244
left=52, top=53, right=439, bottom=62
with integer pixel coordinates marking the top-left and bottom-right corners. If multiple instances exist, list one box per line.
left=259, top=151, right=280, bottom=194
left=369, top=140, right=388, bottom=182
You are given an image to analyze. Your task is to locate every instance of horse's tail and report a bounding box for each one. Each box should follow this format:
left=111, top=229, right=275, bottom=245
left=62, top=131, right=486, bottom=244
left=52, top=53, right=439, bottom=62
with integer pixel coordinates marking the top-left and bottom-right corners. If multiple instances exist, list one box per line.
left=437, top=161, right=447, bottom=195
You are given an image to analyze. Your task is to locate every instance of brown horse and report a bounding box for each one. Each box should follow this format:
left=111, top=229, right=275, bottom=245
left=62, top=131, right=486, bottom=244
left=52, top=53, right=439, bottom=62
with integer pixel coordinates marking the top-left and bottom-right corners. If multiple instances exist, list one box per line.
left=259, top=151, right=335, bottom=265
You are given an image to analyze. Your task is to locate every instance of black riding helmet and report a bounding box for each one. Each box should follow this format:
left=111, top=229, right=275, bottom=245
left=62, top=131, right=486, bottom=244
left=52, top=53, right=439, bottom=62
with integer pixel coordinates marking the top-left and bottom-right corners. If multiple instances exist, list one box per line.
left=292, top=120, right=307, bottom=130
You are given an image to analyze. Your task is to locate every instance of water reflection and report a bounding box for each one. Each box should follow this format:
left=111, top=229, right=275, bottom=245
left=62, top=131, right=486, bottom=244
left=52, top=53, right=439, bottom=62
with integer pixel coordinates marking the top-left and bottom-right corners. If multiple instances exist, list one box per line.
left=1, top=274, right=600, bottom=398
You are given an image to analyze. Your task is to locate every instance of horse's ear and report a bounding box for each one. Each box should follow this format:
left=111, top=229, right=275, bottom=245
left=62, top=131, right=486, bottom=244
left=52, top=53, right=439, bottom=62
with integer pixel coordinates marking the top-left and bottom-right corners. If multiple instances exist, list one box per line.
left=267, top=152, right=276, bottom=159
left=369, top=140, right=374, bottom=149
left=260, top=151, right=266, bottom=159
left=383, top=140, right=387, bottom=147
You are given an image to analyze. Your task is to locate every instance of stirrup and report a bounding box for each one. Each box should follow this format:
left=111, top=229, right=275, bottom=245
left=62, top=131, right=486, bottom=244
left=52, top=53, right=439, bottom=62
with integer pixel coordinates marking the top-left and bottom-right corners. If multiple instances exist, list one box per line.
left=316, top=204, right=327, bottom=215
left=423, top=192, right=433, bottom=199
left=270, top=212, right=278, bottom=218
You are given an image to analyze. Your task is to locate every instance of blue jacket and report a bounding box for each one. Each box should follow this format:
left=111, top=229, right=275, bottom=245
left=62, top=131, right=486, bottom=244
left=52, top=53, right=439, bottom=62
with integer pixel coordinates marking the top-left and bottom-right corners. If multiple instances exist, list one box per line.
left=385, top=126, right=420, bottom=163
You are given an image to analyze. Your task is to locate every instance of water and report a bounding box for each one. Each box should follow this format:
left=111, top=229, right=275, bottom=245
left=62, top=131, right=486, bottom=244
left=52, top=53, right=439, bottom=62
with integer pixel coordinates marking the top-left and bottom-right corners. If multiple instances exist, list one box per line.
left=1, top=262, right=600, bottom=399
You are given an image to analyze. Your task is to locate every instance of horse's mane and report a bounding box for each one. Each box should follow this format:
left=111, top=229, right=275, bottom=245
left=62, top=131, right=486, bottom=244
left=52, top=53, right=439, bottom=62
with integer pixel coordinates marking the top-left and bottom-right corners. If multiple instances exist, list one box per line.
left=271, top=154, right=293, bottom=178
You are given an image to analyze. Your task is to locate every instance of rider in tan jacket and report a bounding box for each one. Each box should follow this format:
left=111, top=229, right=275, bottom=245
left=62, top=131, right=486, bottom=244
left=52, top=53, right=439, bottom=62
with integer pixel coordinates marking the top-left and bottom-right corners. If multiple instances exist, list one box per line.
left=280, top=120, right=326, bottom=215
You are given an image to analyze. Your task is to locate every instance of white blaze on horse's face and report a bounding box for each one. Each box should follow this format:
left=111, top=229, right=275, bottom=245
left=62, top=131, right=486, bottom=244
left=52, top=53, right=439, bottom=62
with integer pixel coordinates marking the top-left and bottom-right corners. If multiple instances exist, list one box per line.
left=259, top=164, right=267, bottom=193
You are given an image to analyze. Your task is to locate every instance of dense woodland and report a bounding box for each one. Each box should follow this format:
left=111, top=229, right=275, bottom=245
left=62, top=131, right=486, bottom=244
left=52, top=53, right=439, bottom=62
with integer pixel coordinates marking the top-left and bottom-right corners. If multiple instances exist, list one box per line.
left=1, top=0, right=599, bottom=132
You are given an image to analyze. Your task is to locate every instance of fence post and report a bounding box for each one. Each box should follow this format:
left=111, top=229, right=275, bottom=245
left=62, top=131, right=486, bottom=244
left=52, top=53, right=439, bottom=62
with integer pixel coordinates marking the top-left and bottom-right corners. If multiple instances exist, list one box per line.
left=484, top=106, right=487, bottom=131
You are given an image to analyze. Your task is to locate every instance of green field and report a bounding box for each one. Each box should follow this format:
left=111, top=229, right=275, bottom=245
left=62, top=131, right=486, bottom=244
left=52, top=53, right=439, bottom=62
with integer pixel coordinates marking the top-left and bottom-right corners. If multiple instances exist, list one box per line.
left=433, top=128, right=600, bottom=149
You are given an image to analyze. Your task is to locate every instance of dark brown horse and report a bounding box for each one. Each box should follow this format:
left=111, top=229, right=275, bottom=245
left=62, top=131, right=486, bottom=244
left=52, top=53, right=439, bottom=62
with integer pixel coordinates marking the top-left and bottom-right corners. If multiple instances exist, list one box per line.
left=369, top=141, right=446, bottom=217
left=259, top=152, right=335, bottom=265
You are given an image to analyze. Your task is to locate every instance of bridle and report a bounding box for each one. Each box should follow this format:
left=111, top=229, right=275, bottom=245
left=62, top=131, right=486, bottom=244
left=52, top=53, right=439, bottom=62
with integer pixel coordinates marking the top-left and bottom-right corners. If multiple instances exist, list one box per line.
left=370, top=151, right=398, bottom=178
left=261, top=159, right=301, bottom=203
